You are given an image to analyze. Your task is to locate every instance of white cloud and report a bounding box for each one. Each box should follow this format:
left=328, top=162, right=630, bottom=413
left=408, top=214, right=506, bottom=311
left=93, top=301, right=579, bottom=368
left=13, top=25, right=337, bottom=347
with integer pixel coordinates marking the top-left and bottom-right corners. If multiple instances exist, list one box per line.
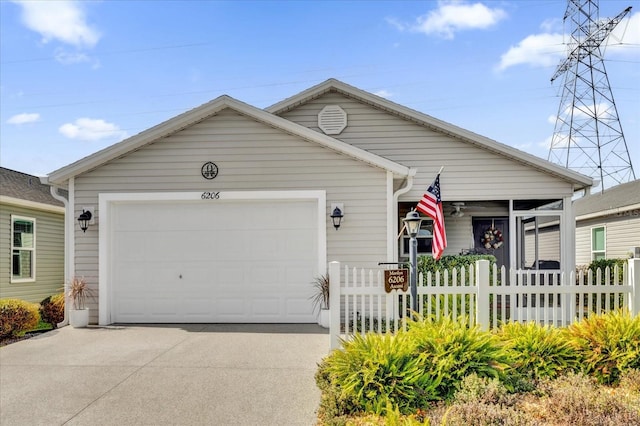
left=59, top=118, right=127, bottom=141
left=496, top=33, right=565, bottom=71
left=386, top=17, right=406, bottom=32
left=606, top=12, right=640, bottom=57
left=13, top=0, right=100, bottom=48
left=412, top=1, right=507, bottom=39
left=374, top=89, right=393, bottom=98
left=497, top=11, right=639, bottom=72
left=7, top=113, right=40, bottom=125
left=539, top=135, right=555, bottom=150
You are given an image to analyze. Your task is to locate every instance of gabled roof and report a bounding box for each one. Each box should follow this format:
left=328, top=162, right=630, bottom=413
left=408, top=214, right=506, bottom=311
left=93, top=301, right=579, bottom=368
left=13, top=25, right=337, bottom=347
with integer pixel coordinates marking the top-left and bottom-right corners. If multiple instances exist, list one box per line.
left=267, top=78, right=592, bottom=190
left=46, top=95, right=413, bottom=185
left=0, top=167, right=64, bottom=210
left=574, top=179, right=640, bottom=219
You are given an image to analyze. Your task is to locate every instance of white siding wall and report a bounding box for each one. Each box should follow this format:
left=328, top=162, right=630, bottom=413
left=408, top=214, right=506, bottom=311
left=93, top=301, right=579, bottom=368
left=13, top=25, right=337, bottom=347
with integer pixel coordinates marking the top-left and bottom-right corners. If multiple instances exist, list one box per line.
left=279, top=92, right=576, bottom=201
left=576, top=214, right=640, bottom=266
left=73, top=109, right=389, bottom=322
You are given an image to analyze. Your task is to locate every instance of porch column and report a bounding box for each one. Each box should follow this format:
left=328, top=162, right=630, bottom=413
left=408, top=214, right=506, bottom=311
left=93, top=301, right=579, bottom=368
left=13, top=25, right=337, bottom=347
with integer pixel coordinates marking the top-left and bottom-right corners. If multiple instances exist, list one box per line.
left=563, top=195, right=576, bottom=320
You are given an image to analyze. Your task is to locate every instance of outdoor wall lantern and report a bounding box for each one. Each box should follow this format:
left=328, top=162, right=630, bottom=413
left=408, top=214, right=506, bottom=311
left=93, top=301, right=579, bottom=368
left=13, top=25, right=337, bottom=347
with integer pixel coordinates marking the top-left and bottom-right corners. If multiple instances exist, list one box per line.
left=403, top=210, right=423, bottom=312
left=330, top=205, right=344, bottom=230
left=78, top=210, right=92, bottom=233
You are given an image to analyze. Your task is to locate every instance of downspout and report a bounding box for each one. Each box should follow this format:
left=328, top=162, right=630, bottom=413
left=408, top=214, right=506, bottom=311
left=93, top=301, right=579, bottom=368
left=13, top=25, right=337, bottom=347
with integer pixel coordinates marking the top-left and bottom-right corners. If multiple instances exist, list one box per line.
left=389, top=168, right=416, bottom=262
left=43, top=178, right=71, bottom=327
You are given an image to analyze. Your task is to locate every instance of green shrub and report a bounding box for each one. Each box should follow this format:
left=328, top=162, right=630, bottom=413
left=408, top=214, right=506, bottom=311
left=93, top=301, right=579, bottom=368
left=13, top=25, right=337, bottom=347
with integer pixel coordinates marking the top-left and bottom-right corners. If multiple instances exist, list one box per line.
left=40, top=293, right=65, bottom=327
left=498, top=321, right=580, bottom=381
left=418, top=255, right=496, bottom=281
left=566, top=310, right=640, bottom=384
left=0, top=298, right=41, bottom=338
left=417, top=255, right=497, bottom=319
left=406, top=316, right=510, bottom=400
left=586, top=258, right=626, bottom=283
left=322, top=332, right=441, bottom=415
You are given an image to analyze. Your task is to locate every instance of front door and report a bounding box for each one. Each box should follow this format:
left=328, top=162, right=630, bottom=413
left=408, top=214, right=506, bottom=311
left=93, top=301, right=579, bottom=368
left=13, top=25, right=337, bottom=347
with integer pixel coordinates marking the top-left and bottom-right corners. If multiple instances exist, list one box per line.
left=473, top=217, right=509, bottom=270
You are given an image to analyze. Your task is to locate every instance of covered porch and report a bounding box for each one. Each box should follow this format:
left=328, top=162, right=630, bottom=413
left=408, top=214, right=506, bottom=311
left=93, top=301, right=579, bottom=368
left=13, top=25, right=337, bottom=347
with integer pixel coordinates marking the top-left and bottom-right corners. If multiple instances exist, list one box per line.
left=397, top=197, right=574, bottom=282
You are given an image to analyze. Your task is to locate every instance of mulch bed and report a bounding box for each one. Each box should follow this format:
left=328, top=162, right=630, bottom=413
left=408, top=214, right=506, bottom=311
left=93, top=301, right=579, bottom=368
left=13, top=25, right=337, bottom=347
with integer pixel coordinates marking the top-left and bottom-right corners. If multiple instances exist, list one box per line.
left=0, top=329, right=53, bottom=347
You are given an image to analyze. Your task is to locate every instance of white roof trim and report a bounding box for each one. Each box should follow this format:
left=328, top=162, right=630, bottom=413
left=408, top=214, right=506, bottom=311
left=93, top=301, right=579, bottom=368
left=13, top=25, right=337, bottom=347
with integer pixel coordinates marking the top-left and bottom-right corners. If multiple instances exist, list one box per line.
left=267, top=79, right=593, bottom=190
left=0, top=195, right=65, bottom=214
left=577, top=202, right=640, bottom=222
left=47, top=95, right=412, bottom=185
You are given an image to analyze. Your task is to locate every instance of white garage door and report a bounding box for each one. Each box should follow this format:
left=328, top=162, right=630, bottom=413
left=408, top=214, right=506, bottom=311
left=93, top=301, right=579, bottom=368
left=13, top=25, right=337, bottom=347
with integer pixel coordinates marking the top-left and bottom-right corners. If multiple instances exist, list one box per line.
left=110, top=198, right=319, bottom=323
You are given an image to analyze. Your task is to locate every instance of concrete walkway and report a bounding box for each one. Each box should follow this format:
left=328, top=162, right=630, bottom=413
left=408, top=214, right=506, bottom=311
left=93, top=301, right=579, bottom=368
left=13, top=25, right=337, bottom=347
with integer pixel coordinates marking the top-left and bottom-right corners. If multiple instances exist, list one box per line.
left=0, top=324, right=329, bottom=425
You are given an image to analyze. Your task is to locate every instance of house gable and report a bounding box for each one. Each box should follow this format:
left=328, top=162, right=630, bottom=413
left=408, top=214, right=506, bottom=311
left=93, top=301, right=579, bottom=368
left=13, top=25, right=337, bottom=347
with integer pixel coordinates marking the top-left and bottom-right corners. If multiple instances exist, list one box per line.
left=267, top=79, right=592, bottom=199
left=47, top=96, right=411, bottom=186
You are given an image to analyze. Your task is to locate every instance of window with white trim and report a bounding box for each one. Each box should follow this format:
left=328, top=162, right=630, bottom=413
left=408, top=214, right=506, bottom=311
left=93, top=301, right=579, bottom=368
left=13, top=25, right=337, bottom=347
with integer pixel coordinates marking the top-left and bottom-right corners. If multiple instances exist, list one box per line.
left=11, top=216, right=36, bottom=282
left=591, top=226, right=606, bottom=261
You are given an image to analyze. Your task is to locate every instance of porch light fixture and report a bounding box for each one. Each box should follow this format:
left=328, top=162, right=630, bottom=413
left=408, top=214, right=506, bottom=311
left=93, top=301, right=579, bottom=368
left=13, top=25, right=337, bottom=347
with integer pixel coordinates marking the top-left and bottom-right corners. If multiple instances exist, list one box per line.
left=403, top=210, right=423, bottom=312
left=78, top=210, right=92, bottom=233
left=403, top=210, right=422, bottom=238
left=330, top=206, right=344, bottom=230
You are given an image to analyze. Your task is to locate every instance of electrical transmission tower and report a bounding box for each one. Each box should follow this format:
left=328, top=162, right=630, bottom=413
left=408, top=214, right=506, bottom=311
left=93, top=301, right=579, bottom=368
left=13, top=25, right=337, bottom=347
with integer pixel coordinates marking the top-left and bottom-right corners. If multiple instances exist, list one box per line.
left=548, top=0, right=635, bottom=192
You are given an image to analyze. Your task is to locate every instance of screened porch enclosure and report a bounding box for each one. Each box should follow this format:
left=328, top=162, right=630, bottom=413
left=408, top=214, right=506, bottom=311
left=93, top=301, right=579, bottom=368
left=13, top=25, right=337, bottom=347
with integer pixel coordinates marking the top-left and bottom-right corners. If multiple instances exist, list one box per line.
left=398, top=197, right=572, bottom=285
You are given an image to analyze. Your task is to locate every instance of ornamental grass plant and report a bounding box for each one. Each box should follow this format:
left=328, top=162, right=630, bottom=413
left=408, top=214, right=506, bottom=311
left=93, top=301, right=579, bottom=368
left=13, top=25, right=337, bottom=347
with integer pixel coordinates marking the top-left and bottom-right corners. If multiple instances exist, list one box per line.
left=565, top=310, right=640, bottom=384
left=497, top=321, right=580, bottom=382
left=406, top=316, right=510, bottom=400
left=316, top=310, right=640, bottom=425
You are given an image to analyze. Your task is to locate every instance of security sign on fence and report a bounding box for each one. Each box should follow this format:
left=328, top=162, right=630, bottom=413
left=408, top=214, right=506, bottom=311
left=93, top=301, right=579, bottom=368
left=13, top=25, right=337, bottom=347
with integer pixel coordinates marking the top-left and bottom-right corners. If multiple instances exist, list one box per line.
left=384, top=269, right=408, bottom=293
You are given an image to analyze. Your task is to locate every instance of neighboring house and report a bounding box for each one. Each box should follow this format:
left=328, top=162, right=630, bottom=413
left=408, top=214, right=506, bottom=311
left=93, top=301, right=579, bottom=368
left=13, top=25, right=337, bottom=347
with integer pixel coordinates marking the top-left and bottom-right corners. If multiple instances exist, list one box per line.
left=43, top=79, right=592, bottom=325
left=574, top=179, right=640, bottom=266
left=0, top=167, right=65, bottom=303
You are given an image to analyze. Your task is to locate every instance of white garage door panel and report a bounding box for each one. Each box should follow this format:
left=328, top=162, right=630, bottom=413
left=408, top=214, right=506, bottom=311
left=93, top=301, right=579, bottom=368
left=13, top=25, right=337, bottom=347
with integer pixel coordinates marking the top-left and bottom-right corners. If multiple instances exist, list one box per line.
left=111, top=198, right=319, bottom=323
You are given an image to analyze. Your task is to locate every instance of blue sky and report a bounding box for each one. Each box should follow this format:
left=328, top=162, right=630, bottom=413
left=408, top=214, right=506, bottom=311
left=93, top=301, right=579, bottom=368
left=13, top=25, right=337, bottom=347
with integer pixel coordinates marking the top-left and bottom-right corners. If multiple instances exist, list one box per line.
left=1, top=0, right=638, bottom=182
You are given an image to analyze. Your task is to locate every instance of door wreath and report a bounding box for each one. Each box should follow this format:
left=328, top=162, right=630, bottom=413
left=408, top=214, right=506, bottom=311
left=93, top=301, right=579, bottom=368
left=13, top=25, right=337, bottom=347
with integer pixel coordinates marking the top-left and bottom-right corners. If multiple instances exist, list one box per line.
left=482, top=221, right=504, bottom=250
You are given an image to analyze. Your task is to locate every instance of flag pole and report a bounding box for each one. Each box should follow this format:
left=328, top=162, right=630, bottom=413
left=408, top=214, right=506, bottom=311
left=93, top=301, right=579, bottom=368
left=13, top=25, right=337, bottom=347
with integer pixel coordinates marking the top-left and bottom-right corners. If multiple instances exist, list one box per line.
left=437, top=166, right=444, bottom=175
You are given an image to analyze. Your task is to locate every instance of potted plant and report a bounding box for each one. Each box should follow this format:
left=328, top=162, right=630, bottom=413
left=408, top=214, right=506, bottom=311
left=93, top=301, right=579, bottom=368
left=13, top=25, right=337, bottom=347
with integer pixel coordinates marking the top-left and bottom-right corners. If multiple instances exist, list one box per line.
left=68, top=277, right=92, bottom=328
left=310, top=274, right=330, bottom=328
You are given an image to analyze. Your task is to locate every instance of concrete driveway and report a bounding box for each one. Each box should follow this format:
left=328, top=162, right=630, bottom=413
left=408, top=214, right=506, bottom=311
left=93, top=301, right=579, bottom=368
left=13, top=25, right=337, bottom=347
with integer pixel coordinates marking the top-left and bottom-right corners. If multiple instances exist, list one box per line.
left=0, top=324, right=329, bottom=425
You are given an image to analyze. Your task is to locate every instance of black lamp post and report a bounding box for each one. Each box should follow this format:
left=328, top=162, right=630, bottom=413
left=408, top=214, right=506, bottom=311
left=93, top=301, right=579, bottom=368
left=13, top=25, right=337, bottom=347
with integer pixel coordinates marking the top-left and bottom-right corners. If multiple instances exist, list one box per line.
left=403, top=210, right=422, bottom=313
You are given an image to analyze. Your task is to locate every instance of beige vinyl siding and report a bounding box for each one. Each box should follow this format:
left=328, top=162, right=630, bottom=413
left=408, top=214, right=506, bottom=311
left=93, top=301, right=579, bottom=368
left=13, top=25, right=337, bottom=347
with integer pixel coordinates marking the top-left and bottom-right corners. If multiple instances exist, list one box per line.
left=444, top=216, right=474, bottom=256
left=279, top=92, right=576, bottom=200
left=576, top=213, right=640, bottom=266
left=0, top=203, right=64, bottom=303
left=73, top=109, right=389, bottom=322
left=524, top=225, right=561, bottom=267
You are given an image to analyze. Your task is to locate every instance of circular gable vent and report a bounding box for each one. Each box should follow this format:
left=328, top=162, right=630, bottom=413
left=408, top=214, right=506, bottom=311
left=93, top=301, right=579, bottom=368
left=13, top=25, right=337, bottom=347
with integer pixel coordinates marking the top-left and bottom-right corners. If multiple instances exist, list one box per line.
left=318, top=105, right=347, bottom=135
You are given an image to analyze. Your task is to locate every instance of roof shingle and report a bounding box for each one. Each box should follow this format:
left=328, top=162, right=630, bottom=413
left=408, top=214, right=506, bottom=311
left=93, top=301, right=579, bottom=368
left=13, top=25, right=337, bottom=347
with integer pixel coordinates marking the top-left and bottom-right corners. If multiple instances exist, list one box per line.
left=0, top=167, right=64, bottom=207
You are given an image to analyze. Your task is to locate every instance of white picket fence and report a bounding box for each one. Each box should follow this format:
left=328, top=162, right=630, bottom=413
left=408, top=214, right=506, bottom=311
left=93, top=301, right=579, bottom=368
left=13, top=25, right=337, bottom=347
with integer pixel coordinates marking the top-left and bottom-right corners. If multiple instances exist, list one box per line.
left=328, top=259, right=640, bottom=349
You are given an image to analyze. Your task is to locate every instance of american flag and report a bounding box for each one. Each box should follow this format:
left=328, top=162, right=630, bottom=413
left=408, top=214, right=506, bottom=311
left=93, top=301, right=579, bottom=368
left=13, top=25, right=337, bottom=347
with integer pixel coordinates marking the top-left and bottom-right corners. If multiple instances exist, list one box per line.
left=416, top=174, right=447, bottom=260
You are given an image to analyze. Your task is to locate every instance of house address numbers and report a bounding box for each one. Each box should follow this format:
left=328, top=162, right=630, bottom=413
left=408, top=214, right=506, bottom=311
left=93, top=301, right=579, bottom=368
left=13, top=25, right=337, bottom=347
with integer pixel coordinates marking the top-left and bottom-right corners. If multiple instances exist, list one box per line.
left=384, top=269, right=408, bottom=293
left=201, top=191, right=220, bottom=199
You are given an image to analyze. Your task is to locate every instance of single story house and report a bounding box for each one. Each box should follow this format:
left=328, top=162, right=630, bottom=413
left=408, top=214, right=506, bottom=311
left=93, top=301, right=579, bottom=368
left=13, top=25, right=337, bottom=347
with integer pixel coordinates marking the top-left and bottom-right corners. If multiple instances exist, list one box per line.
left=574, top=179, right=640, bottom=265
left=1, top=167, right=65, bottom=302
left=43, top=79, right=592, bottom=325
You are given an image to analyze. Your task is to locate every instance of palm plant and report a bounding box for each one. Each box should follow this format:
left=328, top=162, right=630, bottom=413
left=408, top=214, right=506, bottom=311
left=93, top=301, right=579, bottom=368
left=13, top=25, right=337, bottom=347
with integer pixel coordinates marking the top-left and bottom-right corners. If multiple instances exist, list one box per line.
left=310, top=274, right=330, bottom=313
left=68, top=277, right=91, bottom=310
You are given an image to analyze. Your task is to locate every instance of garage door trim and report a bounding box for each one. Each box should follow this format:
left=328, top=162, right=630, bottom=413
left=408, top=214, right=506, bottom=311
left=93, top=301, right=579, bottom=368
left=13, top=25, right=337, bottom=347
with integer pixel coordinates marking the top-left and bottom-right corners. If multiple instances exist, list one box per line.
left=98, top=190, right=327, bottom=325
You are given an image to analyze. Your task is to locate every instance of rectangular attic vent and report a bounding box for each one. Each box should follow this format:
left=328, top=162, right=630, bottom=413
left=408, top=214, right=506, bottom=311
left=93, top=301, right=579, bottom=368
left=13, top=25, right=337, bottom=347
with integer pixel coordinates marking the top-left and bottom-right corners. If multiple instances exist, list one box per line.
left=318, top=105, right=347, bottom=135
